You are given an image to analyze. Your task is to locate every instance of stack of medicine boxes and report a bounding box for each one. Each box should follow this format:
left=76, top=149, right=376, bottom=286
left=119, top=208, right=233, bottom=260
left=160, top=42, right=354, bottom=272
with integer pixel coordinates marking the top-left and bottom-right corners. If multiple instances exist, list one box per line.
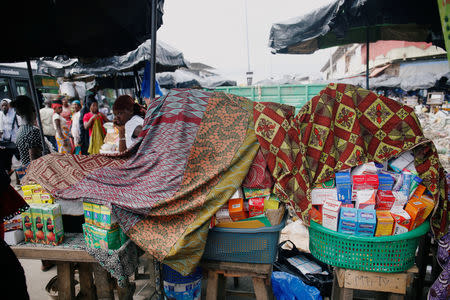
left=82, top=202, right=128, bottom=250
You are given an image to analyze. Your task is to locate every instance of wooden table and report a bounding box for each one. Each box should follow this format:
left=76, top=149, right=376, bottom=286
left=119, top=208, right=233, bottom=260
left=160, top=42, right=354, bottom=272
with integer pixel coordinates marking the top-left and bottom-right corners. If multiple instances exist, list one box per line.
left=12, top=243, right=134, bottom=300
left=201, top=260, right=274, bottom=300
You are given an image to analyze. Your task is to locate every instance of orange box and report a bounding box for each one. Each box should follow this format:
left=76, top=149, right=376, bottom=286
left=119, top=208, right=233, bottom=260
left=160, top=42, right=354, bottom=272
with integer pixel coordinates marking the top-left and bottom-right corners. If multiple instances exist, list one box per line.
left=228, top=198, right=248, bottom=221
left=410, top=184, right=426, bottom=200
left=418, top=195, right=435, bottom=223
left=309, top=205, right=322, bottom=224
left=404, top=200, right=426, bottom=230
left=375, top=210, right=394, bottom=236
left=390, top=207, right=411, bottom=235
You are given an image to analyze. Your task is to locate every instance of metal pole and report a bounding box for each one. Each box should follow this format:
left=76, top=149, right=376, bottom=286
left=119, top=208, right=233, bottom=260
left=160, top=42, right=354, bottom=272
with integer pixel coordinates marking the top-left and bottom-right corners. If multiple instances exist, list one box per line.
left=149, top=0, right=157, bottom=100
left=366, top=27, right=370, bottom=89
left=26, top=59, right=48, bottom=154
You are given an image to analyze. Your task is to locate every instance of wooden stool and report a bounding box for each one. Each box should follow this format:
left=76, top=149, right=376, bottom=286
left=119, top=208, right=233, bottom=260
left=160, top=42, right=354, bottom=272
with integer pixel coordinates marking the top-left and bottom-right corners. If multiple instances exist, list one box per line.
left=332, top=266, right=419, bottom=300
left=201, top=260, right=273, bottom=300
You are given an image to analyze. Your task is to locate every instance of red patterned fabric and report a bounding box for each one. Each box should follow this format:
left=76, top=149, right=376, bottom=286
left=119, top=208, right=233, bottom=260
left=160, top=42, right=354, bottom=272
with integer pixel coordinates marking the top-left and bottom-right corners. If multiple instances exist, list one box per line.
left=242, top=149, right=274, bottom=188
left=254, top=83, right=448, bottom=238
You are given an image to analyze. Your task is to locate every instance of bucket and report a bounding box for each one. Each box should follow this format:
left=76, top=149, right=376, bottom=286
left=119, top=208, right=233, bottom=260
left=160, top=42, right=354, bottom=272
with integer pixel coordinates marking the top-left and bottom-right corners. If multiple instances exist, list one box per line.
left=162, top=265, right=202, bottom=300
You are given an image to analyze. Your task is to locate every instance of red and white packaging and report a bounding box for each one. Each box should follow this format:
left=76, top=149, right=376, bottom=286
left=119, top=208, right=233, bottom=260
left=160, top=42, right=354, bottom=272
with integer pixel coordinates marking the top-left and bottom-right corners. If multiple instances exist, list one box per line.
left=215, top=207, right=233, bottom=223
left=390, top=206, right=411, bottom=235
left=322, top=199, right=342, bottom=231
left=392, top=191, right=408, bottom=208
left=248, top=197, right=265, bottom=217
left=355, top=189, right=376, bottom=210
left=365, top=174, right=379, bottom=189
left=376, top=190, right=396, bottom=210
left=311, top=188, right=338, bottom=205
left=352, top=174, right=378, bottom=201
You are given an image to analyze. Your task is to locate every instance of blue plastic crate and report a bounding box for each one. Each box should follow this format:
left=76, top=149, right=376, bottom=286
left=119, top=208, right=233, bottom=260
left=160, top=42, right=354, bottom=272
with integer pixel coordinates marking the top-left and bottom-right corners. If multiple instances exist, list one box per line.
left=202, top=213, right=287, bottom=264
left=162, top=264, right=202, bottom=284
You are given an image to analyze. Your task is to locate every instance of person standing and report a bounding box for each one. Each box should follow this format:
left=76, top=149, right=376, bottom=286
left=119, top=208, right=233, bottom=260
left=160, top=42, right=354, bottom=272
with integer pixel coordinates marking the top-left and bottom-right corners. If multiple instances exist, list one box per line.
left=83, top=97, right=108, bottom=154
left=0, top=99, right=20, bottom=175
left=0, top=99, right=19, bottom=144
left=112, top=95, right=144, bottom=152
left=39, top=98, right=57, bottom=151
left=52, top=100, right=71, bottom=154
left=70, top=100, right=82, bottom=154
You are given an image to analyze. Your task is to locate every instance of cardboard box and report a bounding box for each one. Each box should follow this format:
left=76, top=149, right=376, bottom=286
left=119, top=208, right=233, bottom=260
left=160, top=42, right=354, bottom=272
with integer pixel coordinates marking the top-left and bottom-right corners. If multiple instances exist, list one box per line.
left=336, top=171, right=352, bottom=204
left=378, top=173, right=394, bottom=191
left=404, top=200, right=426, bottom=230
left=215, top=207, right=233, bottom=223
left=92, top=204, right=101, bottom=227
left=410, top=184, right=426, bottom=201
left=356, top=209, right=376, bottom=237
left=83, top=202, right=93, bottom=225
left=231, top=187, right=244, bottom=199
left=375, top=210, right=394, bottom=236
left=4, top=229, right=24, bottom=245
left=400, top=170, right=413, bottom=198
left=355, top=190, right=376, bottom=210
left=242, top=187, right=271, bottom=199
left=30, top=204, right=46, bottom=244
left=21, top=208, right=34, bottom=242
left=228, top=198, right=248, bottom=221
left=392, top=191, right=408, bottom=208
left=42, top=203, right=64, bottom=246
left=351, top=162, right=378, bottom=176
left=99, top=205, right=118, bottom=229
left=248, top=197, right=265, bottom=217
left=418, top=195, right=435, bottom=223
left=389, top=151, right=414, bottom=173
left=338, top=207, right=358, bottom=234
left=374, top=162, right=387, bottom=173
left=390, top=207, right=411, bottom=235
left=376, top=190, right=396, bottom=210
left=322, top=200, right=341, bottom=231
left=311, top=188, right=337, bottom=205
left=82, top=223, right=121, bottom=250
left=409, top=175, right=423, bottom=198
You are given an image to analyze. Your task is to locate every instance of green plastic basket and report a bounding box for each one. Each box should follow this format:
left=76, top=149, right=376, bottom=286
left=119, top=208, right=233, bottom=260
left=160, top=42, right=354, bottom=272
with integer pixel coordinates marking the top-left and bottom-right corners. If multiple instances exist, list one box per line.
left=309, top=220, right=430, bottom=273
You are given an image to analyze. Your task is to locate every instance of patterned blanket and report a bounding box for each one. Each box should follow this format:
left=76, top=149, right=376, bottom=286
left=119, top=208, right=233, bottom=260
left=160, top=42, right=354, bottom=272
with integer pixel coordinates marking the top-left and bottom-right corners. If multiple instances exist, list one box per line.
left=254, top=83, right=448, bottom=239
left=24, top=89, right=259, bottom=275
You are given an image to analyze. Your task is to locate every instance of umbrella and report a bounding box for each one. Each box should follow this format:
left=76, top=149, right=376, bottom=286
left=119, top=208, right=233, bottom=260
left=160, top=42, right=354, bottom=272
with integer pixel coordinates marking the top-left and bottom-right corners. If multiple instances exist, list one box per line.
left=269, top=0, right=444, bottom=88
left=3, top=0, right=164, bottom=153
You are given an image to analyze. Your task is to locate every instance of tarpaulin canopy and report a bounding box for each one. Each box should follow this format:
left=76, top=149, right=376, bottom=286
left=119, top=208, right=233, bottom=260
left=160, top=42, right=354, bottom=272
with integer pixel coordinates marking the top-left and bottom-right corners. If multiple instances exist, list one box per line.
left=156, top=69, right=236, bottom=89
left=3, top=0, right=164, bottom=62
left=269, top=0, right=443, bottom=55
left=37, top=40, right=189, bottom=77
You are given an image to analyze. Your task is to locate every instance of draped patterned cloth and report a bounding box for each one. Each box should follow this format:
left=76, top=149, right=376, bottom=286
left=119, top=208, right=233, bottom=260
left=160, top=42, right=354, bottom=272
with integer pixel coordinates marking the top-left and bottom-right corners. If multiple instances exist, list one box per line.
left=254, top=83, right=448, bottom=239
left=24, top=89, right=259, bottom=275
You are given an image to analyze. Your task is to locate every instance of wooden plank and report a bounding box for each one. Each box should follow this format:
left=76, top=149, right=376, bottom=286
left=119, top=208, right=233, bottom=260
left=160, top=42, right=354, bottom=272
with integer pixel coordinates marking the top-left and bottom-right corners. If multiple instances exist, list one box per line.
left=252, top=277, right=269, bottom=300
left=206, top=270, right=218, bottom=300
left=93, top=264, right=114, bottom=300
left=11, top=246, right=96, bottom=262
left=78, top=262, right=95, bottom=300
left=342, top=269, right=408, bottom=294
left=387, top=293, right=404, bottom=300
left=200, top=260, right=272, bottom=275
left=57, top=262, right=75, bottom=300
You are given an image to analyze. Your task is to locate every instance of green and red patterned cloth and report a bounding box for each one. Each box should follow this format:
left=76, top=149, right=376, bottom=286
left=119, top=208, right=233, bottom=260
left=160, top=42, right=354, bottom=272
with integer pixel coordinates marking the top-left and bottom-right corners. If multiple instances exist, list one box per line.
left=24, top=84, right=448, bottom=276
left=254, top=83, right=448, bottom=239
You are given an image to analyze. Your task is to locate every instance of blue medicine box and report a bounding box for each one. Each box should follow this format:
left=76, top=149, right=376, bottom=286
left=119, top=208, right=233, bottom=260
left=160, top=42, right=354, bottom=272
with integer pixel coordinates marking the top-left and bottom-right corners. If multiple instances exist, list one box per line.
left=338, top=207, right=358, bottom=234
left=336, top=170, right=352, bottom=204
left=356, top=209, right=376, bottom=237
left=378, top=173, right=394, bottom=191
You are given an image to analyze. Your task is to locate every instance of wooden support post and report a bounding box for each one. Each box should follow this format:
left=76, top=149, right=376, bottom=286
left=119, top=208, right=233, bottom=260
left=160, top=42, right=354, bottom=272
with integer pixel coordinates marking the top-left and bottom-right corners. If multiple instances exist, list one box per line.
left=93, top=263, right=114, bottom=300
left=78, top=262, right=95, bottom=300
left=217, top=274, right=226, bottom=300
left=57, top=262, right=75, bottom=300
left=252, top=277, right=270, bottom=300
left=206, top=270, right=219, bottom=300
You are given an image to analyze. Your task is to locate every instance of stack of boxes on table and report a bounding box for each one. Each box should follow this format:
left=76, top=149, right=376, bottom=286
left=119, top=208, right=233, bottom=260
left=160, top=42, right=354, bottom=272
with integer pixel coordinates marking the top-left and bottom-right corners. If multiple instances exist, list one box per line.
left=19, top=184, right=65, bottom=245
left=82, top=202, right=128, bottom=250
left=211, top=187, right=282, bottom=228
left=310, top=150, right=435, bottom=237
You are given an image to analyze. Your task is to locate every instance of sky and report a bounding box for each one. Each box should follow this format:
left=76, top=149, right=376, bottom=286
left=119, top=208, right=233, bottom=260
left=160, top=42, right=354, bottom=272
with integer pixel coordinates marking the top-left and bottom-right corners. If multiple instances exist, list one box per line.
left=158, top=0, right=336, bottom=85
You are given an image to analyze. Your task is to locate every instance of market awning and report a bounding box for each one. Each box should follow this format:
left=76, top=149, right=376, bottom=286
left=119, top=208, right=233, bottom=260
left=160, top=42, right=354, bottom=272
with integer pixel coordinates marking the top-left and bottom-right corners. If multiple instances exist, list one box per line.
left=3, top=0, right=164, bottom=62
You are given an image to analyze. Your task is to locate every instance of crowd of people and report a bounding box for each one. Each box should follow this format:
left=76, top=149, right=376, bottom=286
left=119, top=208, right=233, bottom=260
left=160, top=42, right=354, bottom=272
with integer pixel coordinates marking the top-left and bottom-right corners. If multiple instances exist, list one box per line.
left=0, top=90, right=146, bottom=182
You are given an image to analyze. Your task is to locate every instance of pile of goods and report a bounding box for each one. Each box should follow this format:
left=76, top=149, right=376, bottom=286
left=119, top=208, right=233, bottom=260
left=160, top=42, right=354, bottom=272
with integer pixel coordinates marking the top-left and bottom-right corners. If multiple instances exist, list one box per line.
left=416, top=108, right=450, bottom=172
left=82, top=202, right=128, bottom=250
left=3, top=215, right=24, bottom=245
left=22, top=203, right=64, bottom=245
left=211, top=187, right=283, bottom=229
left=21, top=183, right=54, bottom=204
left=310, top=151, right=435, bottom=237
left=100, top=122, right=119, bottom=154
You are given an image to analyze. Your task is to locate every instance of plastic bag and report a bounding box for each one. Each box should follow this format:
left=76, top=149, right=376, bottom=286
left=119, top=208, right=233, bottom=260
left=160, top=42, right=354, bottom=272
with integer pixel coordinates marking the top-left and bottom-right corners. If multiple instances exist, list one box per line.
left=274, top=240, right=333, bottom=297
left=272, top=271, right=322, bottom=300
